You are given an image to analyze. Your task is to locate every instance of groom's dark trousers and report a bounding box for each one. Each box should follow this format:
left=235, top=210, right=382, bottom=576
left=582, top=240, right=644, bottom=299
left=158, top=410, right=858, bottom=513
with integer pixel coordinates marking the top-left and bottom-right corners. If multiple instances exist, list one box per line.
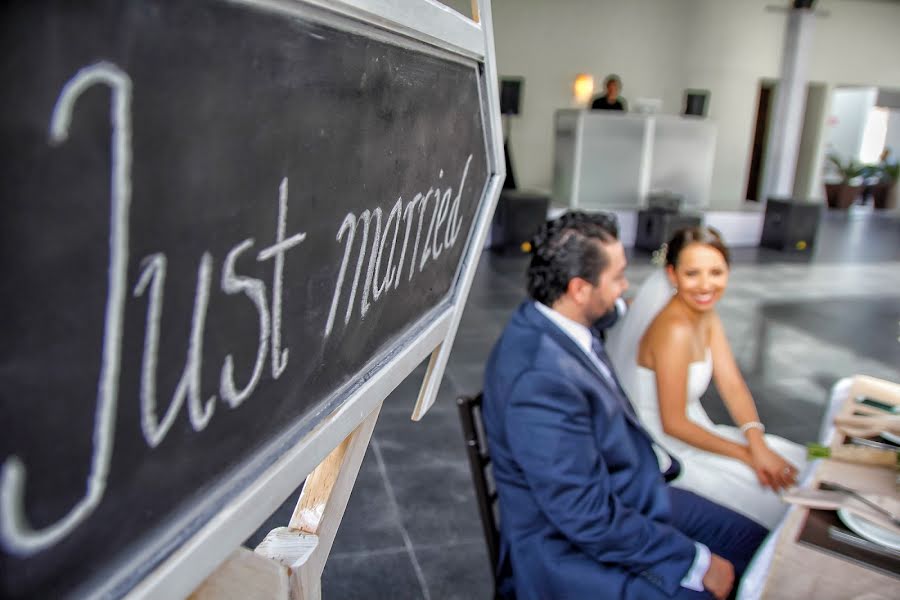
left=483, top=302, right=766, bottom=600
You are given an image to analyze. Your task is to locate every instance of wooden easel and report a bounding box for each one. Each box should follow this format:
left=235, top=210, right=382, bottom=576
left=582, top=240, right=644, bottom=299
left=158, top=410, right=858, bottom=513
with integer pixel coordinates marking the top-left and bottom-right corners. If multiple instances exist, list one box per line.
left=185, top=2, right=501, bottom=598
left=190, top=404, right=381, bottom=600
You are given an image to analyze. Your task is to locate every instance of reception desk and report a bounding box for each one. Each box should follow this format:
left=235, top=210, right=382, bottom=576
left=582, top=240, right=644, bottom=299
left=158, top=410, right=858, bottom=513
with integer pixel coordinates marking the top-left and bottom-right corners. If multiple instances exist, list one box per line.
left=553, top=110, right=717, bottom=210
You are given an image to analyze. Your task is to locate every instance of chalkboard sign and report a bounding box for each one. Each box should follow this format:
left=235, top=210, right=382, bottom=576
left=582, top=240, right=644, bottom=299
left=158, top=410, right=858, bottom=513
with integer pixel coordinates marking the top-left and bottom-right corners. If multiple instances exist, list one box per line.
left=0, top=1, right=492, bottom=597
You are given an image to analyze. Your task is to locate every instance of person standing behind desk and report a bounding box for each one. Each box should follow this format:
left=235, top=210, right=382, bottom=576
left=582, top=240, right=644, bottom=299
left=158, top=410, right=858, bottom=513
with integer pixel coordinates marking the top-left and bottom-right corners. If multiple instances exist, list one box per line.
left=591, top=74, right=627, bottom=111
left=482, top=212, right=766, bottom=600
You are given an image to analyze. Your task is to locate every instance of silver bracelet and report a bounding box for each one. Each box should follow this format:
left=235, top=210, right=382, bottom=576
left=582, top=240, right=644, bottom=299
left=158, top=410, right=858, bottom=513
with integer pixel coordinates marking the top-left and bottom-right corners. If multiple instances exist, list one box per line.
left=740, top=421, right=765, bottom=435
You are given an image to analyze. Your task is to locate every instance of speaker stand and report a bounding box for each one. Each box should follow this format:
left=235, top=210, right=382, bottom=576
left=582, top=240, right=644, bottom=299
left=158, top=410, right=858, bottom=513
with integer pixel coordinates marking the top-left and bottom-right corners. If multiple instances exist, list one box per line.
left=502, top=114, right=517, bottom=190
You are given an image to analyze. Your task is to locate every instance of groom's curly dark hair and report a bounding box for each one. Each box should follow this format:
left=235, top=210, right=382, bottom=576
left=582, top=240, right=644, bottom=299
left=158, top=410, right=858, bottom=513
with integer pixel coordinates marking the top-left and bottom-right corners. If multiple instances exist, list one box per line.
left=526, top=211, right=619, bottom=307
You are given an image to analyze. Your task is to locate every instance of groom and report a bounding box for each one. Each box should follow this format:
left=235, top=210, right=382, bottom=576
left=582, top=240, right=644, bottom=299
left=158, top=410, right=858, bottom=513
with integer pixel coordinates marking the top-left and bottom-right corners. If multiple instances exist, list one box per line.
left=482, top=211, right=766, bottom=600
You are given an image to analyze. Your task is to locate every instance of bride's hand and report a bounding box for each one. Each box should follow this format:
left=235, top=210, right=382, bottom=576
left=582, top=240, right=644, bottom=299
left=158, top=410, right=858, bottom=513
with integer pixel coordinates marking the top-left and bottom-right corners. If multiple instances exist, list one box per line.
left=746, top=445, right=798, bottom=491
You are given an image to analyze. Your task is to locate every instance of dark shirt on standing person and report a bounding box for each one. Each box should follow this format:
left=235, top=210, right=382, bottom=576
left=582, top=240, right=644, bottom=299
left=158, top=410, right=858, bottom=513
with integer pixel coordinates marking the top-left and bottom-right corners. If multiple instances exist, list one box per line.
left=591, top=96, right=626, bottom=111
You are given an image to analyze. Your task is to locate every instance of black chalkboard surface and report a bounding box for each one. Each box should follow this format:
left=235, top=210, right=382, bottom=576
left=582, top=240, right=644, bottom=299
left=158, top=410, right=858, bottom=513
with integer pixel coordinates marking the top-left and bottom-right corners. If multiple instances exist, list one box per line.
left=0, top=1, right=491, bottom=597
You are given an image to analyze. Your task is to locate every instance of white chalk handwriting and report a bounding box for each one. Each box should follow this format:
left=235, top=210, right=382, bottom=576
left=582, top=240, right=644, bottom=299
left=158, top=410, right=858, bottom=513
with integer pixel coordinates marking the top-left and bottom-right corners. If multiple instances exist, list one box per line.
left=0, top=61, right=475, bottom=557
left=324, top=154, right=472, bottom=339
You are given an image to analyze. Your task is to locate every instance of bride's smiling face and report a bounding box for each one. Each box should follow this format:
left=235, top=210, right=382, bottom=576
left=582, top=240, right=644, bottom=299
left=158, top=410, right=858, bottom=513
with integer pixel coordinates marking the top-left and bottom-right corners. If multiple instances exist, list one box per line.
left=666, top=243, right=729, bottom=312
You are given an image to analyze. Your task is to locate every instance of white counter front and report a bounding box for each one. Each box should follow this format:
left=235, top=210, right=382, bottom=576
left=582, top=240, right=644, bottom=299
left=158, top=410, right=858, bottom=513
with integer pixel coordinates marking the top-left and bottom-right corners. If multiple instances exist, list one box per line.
left=553, top=110, right=717, bottom=211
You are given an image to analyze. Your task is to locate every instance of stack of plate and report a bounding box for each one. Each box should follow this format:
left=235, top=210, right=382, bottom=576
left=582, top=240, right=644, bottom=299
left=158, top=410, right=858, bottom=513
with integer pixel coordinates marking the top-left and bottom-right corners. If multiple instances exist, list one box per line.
left=837, top=508, right=900, bottom=554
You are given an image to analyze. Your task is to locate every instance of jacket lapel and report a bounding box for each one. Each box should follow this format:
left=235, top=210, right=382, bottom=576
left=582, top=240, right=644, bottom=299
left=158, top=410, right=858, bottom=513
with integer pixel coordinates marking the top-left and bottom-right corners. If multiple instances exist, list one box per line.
left=522, top=303, right=654, bottom=438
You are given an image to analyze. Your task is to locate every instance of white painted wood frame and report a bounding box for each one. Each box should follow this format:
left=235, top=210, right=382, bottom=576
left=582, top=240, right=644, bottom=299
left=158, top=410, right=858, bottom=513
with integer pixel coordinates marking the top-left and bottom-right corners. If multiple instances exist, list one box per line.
left=123, top=1, right=504, bottom=598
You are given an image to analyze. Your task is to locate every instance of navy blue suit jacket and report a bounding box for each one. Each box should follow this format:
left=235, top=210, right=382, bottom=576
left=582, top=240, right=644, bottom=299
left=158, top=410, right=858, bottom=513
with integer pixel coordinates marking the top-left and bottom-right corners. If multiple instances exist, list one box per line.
left=483, top=302, right=697, bottom=599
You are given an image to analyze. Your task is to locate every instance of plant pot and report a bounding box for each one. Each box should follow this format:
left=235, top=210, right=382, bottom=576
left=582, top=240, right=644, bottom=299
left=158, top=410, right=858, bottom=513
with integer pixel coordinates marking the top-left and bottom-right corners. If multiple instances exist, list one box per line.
left=872, top=182, right=898, bottom=210
left=824, top=183, right=861, bottom=209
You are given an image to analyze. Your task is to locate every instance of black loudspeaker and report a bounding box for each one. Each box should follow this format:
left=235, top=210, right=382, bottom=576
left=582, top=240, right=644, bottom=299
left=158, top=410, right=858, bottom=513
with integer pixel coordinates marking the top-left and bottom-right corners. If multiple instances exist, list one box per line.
left=500, top=78, right=523, bottom=115
left=635, top=210, right=703, bottom=252
left=684, top=90, right=708, bottom=117
left=759, top=198, right=822, bottom=251
left=490, top=190, right=549, bottom=252
left=646, top=192, right=683, bottom=213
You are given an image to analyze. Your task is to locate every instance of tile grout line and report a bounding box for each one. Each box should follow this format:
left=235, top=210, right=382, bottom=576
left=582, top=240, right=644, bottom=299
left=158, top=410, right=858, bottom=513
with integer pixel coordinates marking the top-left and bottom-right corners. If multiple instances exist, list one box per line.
left=371, top=437, right=433, bottom=600
left=330, top=538, right=485, bottom=560
left=330, top=545, right=409, bottom=560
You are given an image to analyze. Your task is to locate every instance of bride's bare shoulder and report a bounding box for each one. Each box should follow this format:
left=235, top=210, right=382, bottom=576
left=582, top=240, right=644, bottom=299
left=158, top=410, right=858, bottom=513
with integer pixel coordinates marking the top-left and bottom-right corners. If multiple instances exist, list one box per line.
left=640, top=305, right=694, bottom=350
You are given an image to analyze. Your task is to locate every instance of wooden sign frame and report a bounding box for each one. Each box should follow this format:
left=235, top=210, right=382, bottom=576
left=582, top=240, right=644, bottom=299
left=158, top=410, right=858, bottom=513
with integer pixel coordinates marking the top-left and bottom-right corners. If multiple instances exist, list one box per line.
left=117, top=1, right=505, bottom=598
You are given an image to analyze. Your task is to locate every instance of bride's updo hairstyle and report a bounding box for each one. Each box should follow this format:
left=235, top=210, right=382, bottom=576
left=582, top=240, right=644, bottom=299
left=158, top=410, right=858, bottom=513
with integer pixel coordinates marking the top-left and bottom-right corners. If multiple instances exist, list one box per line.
left=665, top=226, right=730, bottom=268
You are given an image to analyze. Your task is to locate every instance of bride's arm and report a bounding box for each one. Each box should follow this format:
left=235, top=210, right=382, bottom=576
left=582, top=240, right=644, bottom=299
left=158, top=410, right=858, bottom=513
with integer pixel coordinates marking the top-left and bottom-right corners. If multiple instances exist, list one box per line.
left=708, top=313, right=762, bottom=432
left=653, top=322, right=752, bottom=465
left=709, top=314, right=797, bottom=490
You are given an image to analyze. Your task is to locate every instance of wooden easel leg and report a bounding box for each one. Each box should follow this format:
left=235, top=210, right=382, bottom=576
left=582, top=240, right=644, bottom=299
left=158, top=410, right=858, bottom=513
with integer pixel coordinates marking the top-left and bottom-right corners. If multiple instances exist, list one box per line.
left=189, top=547, right=291, bottom=599
left=191, top=402, right=382, bottom=599
left=190, top=404, right=381, bottom=600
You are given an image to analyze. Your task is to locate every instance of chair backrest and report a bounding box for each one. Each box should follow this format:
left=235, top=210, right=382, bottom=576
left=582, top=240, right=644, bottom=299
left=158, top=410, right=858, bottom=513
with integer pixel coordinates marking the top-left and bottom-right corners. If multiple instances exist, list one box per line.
left=456, top=393, right=501, bottom=577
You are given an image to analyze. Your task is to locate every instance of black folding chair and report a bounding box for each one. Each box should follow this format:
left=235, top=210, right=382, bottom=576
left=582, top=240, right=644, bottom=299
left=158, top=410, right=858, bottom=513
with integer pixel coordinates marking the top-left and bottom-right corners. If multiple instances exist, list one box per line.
left=457, top=393, right=513, bottom=600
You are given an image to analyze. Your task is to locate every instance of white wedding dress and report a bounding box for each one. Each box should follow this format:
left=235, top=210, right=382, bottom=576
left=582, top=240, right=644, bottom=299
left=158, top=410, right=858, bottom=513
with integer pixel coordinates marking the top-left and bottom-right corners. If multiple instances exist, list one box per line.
left=607, top=270, right=807, bottom=529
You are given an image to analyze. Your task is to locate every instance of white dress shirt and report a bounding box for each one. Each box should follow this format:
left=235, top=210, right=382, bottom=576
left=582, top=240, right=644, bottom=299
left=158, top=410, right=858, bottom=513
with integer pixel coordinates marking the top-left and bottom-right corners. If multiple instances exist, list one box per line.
left=534, top=301, right=710, bottom=592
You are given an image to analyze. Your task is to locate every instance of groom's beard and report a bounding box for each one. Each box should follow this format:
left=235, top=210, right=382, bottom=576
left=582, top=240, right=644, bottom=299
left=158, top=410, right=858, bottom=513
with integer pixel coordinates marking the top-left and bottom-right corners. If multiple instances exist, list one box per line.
left=591, top=304, right=620, bottom=333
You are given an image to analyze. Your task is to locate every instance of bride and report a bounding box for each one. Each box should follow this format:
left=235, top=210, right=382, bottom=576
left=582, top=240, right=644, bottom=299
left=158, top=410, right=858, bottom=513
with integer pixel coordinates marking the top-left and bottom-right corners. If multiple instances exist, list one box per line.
left=607, top=226, right=806, bottom=528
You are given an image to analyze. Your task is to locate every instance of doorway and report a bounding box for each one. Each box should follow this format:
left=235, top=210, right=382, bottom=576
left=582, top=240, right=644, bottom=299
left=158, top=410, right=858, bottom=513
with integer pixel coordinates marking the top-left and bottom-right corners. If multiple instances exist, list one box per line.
left=745, top=83, right=774, bottom=201
left=745, top=80, right=830, bottom=202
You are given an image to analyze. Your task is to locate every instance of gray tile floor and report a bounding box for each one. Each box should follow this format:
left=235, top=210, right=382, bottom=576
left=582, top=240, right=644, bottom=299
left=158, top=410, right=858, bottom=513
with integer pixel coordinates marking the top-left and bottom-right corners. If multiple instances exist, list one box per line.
left=246, top=211, right=900, bottom=599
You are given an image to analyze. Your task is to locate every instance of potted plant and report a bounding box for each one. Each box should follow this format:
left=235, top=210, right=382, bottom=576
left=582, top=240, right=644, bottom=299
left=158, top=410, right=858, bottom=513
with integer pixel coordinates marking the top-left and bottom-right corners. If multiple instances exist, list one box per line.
left=824, top=154, right=864, bottom=209
left=873, top=162, right=899, bottom=210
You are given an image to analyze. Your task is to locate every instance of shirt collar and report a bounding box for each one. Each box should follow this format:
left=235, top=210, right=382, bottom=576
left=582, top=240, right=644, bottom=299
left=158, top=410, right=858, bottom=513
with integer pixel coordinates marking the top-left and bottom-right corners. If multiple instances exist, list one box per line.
left=534, top=301, right=595, bottom=356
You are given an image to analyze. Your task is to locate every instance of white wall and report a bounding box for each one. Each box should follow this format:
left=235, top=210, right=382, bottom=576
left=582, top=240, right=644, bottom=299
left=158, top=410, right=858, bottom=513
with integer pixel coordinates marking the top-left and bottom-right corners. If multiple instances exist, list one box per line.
left=825, top=87, right=877, bottom=162
left=493, top=0, right=689, bottom=194
left=794, top=83, right=830, bottom=200
left=883, top=110, right=900, bottom=159
left=435, top=0, right=475, bottom=18
left=492, top=0, right=900, bottom=210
